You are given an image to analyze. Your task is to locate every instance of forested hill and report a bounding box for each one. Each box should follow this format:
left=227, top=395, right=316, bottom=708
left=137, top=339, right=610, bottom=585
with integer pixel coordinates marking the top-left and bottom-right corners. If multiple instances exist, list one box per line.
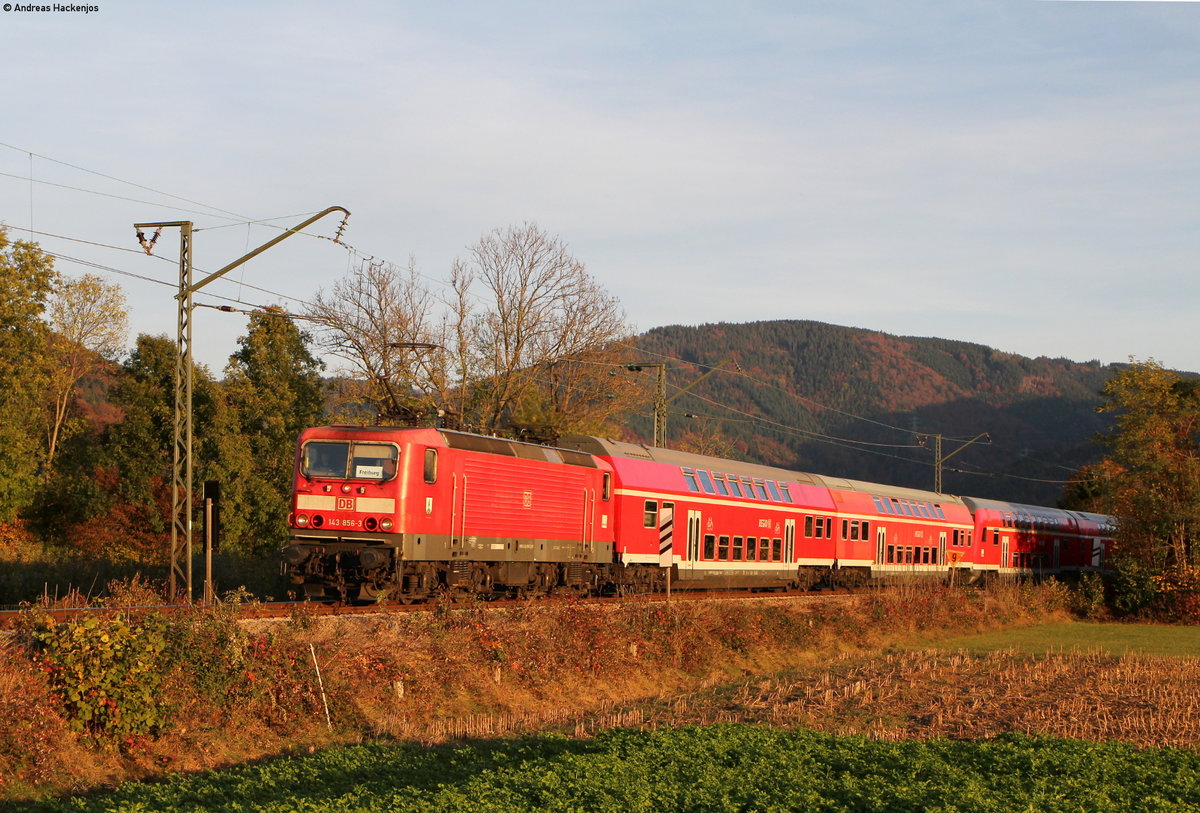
left=633, top=320, right=1121, bottom=506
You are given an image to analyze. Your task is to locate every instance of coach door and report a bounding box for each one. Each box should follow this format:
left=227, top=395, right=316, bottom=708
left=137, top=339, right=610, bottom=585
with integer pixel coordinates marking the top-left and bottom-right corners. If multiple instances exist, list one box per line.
left=784, top=519, right=796, bottom=562
left=938, top=532, right=947, bottom=567
left=1001, top=537, right=1010, bottom=571
left=685, top=510, right=702, bottom=571
left=876, top=527, right=886, bottom=568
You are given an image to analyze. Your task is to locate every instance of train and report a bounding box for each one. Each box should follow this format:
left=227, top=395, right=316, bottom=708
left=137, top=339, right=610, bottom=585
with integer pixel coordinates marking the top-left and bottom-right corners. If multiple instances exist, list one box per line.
left=282, top=425, right=1116, bottom=602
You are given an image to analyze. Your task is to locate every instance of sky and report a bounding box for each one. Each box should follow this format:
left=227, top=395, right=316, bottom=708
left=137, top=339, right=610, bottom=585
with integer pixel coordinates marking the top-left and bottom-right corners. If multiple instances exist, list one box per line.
left=1, top=0, right=1198, bottom=375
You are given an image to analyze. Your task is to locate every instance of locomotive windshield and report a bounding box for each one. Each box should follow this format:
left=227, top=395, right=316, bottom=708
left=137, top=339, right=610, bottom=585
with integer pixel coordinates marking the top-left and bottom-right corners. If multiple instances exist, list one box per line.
left=302, top=441, right=399, bottom=481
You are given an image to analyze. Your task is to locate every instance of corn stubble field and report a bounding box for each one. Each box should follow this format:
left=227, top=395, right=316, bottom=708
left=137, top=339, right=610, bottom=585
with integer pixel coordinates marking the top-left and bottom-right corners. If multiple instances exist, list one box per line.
left=6, top=582, right=1200, bottom=811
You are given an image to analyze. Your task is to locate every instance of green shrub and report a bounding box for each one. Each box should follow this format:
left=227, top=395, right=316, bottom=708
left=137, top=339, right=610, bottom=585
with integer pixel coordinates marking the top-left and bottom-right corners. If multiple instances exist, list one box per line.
left=1071, top=572, right=1108, bottom=619
left=26, top=611, right=169, bottom=741
left=1109, top=557, right=1159, bottom=617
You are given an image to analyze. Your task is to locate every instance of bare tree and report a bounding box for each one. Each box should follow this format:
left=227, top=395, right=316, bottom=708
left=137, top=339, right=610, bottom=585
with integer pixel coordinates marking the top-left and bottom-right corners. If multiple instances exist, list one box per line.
left=44, top=274, right=128, bottom=470
left=307, top=258, right=444, bottom=423
left=308, top=224, right=640, bottom=437
left=459, top=222, right=637, bottom=436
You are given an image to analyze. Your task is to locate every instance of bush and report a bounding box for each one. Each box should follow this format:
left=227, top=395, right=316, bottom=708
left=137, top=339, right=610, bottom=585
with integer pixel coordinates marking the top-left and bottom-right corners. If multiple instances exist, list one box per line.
left=1152, top=567, right=1200, bottom=623
left=1108, top=557, right=1159, bottom=617
left=25, top=610, right=170, bottom=740
left=1071, top=572, right=1108, bottom=619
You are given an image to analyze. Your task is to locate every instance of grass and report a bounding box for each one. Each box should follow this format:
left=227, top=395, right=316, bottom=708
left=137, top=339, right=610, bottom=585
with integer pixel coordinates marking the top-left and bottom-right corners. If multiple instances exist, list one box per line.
left=927, top=621, right=1200, bottom=657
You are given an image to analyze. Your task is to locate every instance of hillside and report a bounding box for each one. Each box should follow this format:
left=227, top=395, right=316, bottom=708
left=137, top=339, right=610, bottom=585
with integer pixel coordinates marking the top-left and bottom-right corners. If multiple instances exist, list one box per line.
left=631, top=320, right=1120, bottom=505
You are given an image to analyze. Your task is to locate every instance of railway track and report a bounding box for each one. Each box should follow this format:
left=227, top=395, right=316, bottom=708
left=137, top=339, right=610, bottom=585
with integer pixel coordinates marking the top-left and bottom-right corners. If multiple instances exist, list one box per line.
left=0, top=587, right=856, bottom=630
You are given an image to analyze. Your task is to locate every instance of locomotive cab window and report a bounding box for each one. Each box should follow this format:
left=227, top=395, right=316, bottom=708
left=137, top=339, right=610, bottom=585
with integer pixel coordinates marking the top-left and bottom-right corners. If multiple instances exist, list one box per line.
left=303, top=441, right=399, bottom=481
left=423, top=448, right=438, bottom=484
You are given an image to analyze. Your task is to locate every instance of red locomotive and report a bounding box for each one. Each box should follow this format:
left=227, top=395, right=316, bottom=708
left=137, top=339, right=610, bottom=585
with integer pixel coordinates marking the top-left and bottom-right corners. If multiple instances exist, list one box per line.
left=283, top=426, right=1116, bottom=601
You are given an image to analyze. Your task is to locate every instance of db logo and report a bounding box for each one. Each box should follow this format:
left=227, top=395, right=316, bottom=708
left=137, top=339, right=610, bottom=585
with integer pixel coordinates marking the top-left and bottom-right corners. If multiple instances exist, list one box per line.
left=336, top=497, right=355, bottom=511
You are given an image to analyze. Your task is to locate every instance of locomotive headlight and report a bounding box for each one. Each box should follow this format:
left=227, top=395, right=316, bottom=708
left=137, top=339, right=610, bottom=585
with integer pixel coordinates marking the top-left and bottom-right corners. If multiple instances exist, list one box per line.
left=341, top=484, right=352, bottom=494
left=380, top=518, right=394, bottom=531
left=295, top=514, right=309, bottom=527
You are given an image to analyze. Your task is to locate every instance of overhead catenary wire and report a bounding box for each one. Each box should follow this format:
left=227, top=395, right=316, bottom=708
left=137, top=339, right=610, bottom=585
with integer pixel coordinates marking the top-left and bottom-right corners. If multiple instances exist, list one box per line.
left=7, top=143, right=1082, bottom=488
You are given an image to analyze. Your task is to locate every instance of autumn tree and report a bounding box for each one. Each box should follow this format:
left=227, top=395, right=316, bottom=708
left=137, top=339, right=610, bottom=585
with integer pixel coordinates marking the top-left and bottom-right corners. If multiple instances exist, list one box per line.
left=212, top=309, right=324, bottom=555
left=308, top=223, right=640, bottom=439
left=307, top=258, right=445, bottom=423
left=49, top=335, right=223, bottom=561
left=42, top=274, right=128, bottom=472
left=453, top=222, right=638, bottom=437
left=0, top=226, right=58, bottom=520
left=1095, top=360, right=1200, bottom=568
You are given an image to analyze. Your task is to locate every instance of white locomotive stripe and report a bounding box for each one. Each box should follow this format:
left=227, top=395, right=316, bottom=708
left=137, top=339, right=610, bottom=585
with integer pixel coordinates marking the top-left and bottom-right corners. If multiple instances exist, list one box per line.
left=356, top=497, right=396, bottom=513
left=296, top=495, right=336, bottom=510
left=612, top=488, right=972, bottom=530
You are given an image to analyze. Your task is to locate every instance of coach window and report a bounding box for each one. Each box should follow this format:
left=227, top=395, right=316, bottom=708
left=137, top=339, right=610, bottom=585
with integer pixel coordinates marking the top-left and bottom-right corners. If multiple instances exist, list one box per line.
left=804, top=515, right=814, bottom=538
left=718, top=535, right=730, bottom=560
left=423, top=448, right=438, bottom=484
left=726, top=477, right=744, bottom=497
left=713, top=474, right=730, bottom=496
left=826, top=518, right=834, bottom=539
left=753, top=480, right=770, bottom=501
left=746, top=537, right=757, bottom=561
left=993, top=529, right=1000, bottom=545
left=643, top=500, right=658, bottom=529
left=861, top=521, right=869, bottom=541
left=698, top=470, right=716, bottom=494
left=703, top=534, right=716, bottom=560
left=682, top=468, right=700, bottom=492
left=778, top=483, right=794, bottom=503
left=732, top=537, right=744, bottom=561
left=759, top=537, right=770, bottom=560
left=841, top=519, right=849, bottom=539
left=772, top=538, right=783, bottom=561
left=814, top=516, right=824, bottom=537
left=767, top=481, right=783, bottom=502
